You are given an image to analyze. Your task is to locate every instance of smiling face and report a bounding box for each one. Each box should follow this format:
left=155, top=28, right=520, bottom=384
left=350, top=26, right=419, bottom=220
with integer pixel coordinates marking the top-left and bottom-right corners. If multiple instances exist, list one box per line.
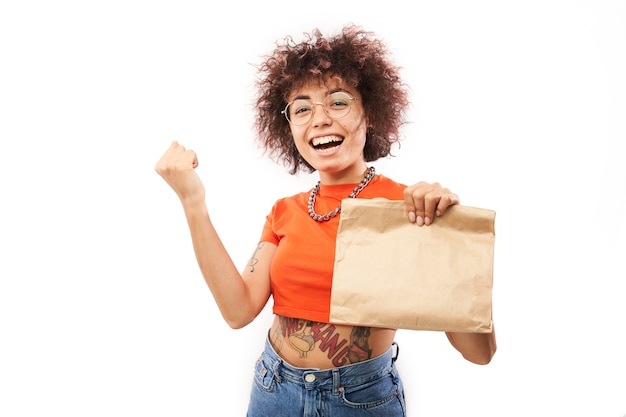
left=287, top=77, right=369, bottom=184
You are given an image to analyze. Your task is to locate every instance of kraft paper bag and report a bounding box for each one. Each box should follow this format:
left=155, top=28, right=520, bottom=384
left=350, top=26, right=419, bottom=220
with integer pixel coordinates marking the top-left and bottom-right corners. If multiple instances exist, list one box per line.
left=330, top=199, right=495, bottom=333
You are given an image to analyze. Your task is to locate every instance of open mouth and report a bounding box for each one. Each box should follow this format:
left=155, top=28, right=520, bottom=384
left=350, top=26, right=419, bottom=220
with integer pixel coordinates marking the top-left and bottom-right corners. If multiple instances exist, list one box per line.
left=311, top=135, right=344, bottom=150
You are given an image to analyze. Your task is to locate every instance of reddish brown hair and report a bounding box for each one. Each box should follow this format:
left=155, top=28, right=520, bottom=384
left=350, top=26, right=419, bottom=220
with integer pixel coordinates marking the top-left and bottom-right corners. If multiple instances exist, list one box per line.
left=254, top=24, right=410, bottom=174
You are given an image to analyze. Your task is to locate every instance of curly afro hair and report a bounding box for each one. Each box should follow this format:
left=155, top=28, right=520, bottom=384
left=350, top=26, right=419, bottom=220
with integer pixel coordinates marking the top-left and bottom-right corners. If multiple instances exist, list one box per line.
left=254, top=24, right=410, bottom=174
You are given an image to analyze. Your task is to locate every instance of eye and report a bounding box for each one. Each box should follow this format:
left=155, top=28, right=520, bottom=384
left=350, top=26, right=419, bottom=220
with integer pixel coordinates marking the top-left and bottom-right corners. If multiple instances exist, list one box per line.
left=327, top=93, right=352, bottom=109
left=291, top=100, right=313, bottom=117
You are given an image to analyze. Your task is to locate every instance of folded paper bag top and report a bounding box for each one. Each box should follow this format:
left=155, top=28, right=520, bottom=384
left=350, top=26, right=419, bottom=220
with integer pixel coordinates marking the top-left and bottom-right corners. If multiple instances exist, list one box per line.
left=330, top=198, right=495, bottom=333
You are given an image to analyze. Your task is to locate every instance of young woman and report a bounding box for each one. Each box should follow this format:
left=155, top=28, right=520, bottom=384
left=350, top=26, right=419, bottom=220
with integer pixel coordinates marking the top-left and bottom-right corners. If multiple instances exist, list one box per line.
left=155, top=24, right=496, bottom=416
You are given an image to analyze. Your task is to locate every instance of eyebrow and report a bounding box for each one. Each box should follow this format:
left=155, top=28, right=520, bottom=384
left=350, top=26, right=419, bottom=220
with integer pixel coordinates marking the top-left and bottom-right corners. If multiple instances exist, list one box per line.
left=290, top=88, right=349, bottom=101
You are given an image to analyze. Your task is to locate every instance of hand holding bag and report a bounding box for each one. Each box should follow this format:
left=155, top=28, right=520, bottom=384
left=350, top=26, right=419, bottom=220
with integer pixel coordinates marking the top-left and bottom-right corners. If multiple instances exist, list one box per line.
left=329, top=199, right=495, bottom=333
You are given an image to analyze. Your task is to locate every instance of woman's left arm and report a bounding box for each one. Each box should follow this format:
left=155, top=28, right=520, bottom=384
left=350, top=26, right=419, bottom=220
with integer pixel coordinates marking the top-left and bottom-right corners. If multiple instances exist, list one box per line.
left=445, top=325, right=497, bottom=365
left=404, top=182, right=497, bottom=364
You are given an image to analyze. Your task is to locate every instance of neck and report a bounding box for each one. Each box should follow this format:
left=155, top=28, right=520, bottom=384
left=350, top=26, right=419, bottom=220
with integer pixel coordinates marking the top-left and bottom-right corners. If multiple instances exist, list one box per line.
left=307, top=166, right=376, bottom=222
left=318, top=163, right=370, bottom=185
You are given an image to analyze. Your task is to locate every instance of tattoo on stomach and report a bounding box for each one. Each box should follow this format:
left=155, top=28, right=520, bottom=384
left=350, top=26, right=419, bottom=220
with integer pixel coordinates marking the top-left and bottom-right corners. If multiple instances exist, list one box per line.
left=276, top=317, right=372, bottom=367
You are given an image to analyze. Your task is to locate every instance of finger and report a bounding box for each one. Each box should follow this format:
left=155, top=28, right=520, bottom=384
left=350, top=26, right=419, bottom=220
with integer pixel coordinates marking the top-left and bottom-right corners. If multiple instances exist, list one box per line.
left=169, top=142, right=198, bottom=169
left=423, top=191, right=439, bottom=226
left=155, top=141, right=198, bottom=176
left=422, top=183, right=455, bottom=225
left=403, top=185, right=426, bottom=226
left=434, top=193, right=460, bottom=217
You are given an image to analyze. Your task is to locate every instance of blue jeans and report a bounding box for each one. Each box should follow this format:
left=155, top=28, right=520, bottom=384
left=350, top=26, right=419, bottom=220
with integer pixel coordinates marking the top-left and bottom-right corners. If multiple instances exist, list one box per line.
left=247, top=336, right=406, bottom=416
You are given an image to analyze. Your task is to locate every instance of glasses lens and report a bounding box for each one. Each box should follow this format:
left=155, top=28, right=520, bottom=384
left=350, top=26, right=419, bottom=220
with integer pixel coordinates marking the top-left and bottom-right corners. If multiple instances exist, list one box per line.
left=284, top=92, right=354, bottom=125
left=324, top=92, right=353, bottom=119
left=286, top=99, right=313, bottom=125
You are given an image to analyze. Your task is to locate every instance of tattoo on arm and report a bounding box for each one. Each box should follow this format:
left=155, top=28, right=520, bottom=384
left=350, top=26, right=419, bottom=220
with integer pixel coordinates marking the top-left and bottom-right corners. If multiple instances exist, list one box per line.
left=247, top=242, right=264, bottom=272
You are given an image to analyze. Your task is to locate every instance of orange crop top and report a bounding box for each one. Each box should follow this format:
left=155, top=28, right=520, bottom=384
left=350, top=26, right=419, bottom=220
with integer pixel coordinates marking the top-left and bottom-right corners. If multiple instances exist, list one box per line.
left=259, top=174, right=406, bottom=323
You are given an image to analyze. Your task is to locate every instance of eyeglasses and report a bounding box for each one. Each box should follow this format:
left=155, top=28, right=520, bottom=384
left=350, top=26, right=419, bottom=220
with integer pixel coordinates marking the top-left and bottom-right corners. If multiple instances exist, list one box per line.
left=281, top=91, right=356, bottom=126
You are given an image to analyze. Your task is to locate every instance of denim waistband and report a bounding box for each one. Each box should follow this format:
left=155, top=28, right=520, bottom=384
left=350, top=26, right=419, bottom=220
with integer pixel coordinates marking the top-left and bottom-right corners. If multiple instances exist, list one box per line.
left=259, top=335, right=397, bottom=393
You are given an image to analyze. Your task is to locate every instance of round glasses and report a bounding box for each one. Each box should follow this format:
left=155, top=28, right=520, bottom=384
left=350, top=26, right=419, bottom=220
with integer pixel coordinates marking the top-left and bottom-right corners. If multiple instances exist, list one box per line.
left=281, top=91, right=356, bottom=126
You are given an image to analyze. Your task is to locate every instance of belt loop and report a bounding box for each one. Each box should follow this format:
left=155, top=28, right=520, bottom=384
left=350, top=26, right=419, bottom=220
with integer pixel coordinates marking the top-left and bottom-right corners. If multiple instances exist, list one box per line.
left=332, top=368, right=341, bottom=395
left=391, top=341, right=400, bottom=362
left=272, top=356, right=282, bottom=383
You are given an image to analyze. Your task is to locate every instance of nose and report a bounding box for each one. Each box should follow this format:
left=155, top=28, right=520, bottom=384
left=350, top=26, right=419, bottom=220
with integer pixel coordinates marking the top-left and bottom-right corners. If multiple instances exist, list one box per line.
left=310, top=102, right=332, bottom=126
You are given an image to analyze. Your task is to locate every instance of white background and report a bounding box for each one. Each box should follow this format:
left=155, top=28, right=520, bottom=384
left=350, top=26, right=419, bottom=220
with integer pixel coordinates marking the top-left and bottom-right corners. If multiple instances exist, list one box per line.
left=1, top=1, right=625, bottom=416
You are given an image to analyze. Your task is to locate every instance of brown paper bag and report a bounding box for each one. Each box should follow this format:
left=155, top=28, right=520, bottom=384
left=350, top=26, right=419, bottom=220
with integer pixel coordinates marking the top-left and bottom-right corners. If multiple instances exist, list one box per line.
left=330, top=199, right=495, bottom=333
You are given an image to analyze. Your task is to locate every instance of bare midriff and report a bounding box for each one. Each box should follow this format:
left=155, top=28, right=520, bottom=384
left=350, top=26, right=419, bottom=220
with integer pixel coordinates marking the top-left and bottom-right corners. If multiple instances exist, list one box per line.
left=268, top=315, right=397, bottom=369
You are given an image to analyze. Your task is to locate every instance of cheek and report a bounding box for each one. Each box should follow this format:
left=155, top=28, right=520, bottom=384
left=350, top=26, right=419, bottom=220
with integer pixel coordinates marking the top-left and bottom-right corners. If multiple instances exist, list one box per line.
left=288, top=124, right=301, bottom=140
left=289, top=127, right=308, bottom=151
left=348, top=119, right=368, bottom=146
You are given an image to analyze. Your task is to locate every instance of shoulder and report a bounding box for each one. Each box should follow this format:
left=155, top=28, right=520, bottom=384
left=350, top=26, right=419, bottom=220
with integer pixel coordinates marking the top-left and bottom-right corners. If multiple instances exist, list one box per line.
left=374, top=174, right=407, bottom=189
left=272, top=190, right=310, bottom=209
left=265, top=190, right=311, bottom=222
left=364, top=174, right=406, bottom=199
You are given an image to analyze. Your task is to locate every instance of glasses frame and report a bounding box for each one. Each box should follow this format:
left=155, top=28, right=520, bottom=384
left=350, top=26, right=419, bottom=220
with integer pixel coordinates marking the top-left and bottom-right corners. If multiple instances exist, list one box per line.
left=281, top=92, right=357, bottom=126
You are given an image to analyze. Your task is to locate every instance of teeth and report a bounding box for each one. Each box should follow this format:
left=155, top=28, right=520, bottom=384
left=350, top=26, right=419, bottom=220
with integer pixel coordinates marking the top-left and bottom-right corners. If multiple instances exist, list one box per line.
left=311, top=136, right=343, bottom=147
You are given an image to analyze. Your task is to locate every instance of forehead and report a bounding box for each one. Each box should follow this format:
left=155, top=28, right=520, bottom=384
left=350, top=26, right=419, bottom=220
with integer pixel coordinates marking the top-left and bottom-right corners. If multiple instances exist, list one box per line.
left=288, top=75, right=359, bottom=100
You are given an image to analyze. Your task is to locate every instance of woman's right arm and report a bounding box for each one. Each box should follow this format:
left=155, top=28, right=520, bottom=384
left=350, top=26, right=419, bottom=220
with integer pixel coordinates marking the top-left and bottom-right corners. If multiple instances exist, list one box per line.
left=155, top=141, right=273, bottom=329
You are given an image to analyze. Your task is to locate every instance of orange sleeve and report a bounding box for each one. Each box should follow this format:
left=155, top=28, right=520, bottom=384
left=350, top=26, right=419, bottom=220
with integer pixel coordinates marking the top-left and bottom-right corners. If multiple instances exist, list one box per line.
left=260, top=205, right=280, bottom=246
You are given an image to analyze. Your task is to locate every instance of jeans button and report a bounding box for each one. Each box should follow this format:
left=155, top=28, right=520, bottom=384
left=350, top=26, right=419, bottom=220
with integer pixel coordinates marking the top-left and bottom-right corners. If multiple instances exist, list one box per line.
left=304, top=373, right=316, bottom=382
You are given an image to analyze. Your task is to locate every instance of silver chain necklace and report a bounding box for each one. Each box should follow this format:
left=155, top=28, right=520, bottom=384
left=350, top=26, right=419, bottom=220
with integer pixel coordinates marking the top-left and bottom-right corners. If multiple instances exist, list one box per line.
left=307, top=166, right=376, bottom=222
